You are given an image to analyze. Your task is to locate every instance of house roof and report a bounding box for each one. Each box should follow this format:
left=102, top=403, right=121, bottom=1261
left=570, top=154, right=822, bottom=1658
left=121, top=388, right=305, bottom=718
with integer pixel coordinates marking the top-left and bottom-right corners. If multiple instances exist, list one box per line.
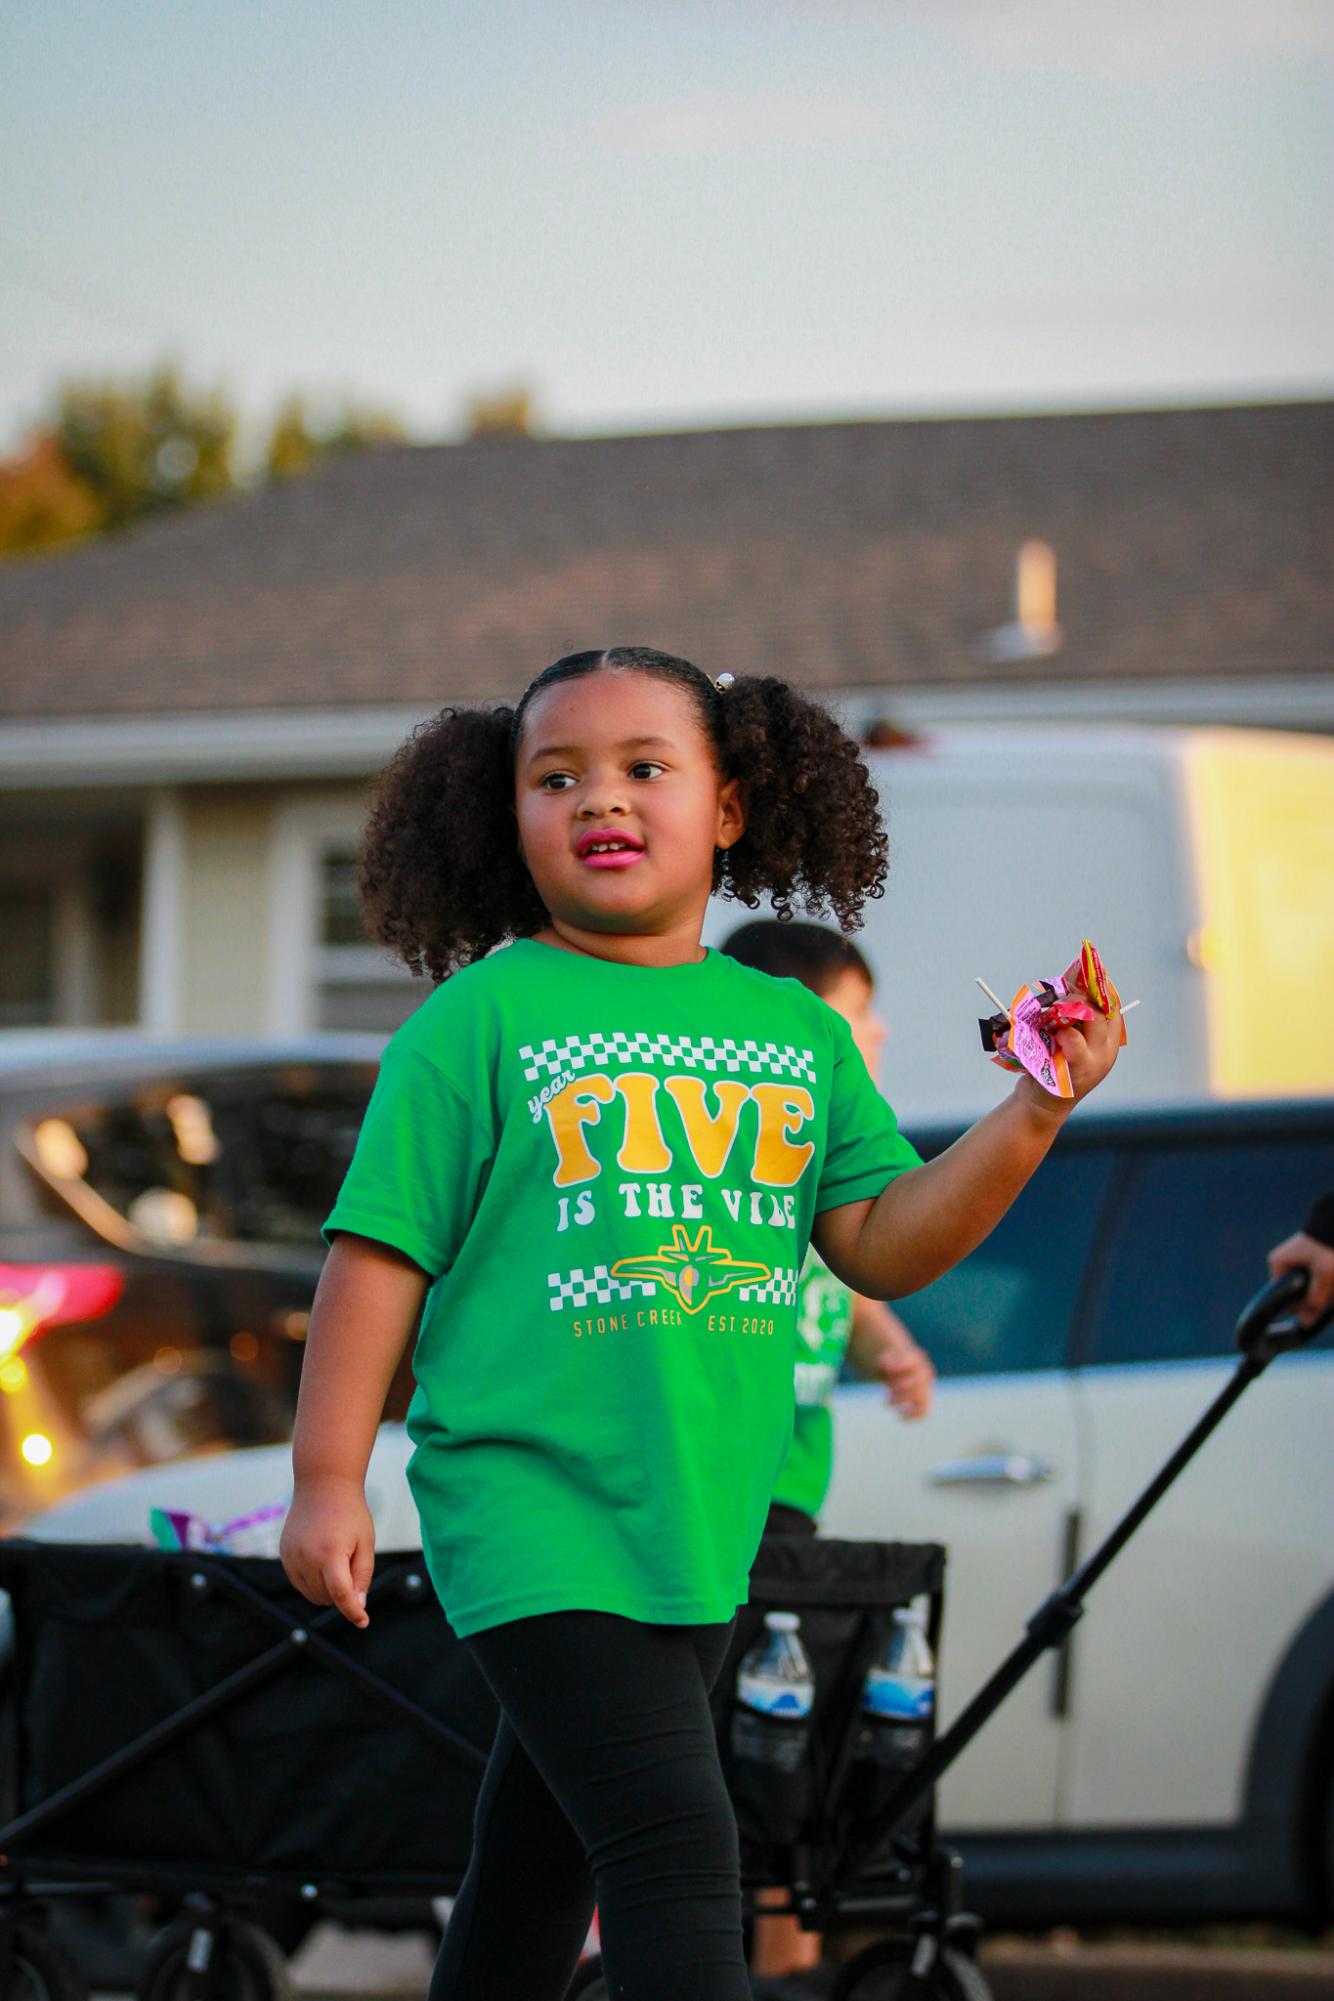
left=0, top=401, right=1329, bottom=722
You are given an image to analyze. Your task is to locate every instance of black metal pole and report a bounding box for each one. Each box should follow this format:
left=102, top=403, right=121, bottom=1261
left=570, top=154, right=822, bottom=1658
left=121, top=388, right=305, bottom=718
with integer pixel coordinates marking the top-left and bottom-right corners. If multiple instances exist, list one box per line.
left=1058, top=1353, right=1264, bottom=1604
left=838, top=1346, right=1269, bottom=1884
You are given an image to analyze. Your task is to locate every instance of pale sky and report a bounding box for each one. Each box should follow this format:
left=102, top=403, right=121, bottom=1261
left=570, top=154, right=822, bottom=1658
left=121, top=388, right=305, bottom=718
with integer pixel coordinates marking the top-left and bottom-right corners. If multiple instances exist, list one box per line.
left=2, top=0, right=1330, bottom=457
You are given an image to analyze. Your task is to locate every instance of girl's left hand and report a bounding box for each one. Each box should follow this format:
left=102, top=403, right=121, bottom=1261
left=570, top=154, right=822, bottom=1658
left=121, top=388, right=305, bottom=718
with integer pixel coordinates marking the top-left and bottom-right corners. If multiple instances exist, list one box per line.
left=1016, top=1005, right=1124, bottom=1122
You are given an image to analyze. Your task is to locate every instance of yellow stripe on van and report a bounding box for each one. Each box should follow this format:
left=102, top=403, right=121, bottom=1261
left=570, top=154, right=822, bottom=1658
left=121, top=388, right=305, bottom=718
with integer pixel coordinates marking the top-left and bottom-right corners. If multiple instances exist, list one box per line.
left=1186, top=731, right=1334, bottom=1097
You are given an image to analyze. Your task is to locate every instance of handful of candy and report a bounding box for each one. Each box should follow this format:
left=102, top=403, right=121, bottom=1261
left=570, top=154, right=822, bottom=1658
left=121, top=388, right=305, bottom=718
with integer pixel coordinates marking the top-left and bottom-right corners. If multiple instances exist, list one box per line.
left=978, top=940, right=1130, bottom=1100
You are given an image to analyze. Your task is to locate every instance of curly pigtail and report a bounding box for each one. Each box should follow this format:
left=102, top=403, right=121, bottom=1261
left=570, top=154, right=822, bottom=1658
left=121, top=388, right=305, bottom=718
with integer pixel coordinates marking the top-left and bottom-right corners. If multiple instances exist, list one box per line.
left=358, top=705, right=546, bottom=982
left=716, top=676, right=888, bottom=929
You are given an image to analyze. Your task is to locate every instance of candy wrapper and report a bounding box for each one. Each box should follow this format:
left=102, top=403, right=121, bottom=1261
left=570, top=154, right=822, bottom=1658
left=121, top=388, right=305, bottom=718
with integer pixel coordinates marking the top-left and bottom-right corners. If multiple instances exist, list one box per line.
left=149, top=1499, right=289, bottom=1557
left=979, top=940, right=1128, bottom=1099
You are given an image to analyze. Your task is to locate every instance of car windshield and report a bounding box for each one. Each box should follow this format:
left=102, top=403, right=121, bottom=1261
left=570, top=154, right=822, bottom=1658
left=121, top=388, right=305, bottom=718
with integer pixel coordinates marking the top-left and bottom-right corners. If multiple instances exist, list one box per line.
left=26, top=1064, right=373, bottom=1252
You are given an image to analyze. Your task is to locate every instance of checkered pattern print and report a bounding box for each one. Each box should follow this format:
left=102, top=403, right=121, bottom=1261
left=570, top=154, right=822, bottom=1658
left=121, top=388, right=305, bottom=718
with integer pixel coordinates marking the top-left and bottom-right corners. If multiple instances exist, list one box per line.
left=520, top=1030, right=815, bottom=1086
left=735, top=1268, right=801, bottom=1307
left=548, top=1266, right=658, bottom=1311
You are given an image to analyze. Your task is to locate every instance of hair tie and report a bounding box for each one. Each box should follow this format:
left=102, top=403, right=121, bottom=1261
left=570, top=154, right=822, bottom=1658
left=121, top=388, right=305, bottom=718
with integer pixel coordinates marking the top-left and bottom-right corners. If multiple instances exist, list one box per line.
left=713, top=672, right=735, bottom=693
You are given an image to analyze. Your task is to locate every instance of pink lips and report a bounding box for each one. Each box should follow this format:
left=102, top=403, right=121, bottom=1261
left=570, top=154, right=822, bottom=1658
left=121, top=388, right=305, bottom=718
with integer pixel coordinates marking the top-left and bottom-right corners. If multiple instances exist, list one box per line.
left=576, top=829, right=645, bottom=869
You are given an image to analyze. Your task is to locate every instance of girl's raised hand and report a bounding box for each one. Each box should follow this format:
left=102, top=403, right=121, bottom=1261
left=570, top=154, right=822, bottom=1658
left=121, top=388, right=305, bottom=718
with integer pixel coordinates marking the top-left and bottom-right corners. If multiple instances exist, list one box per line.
left=279, top=1473, right=376, bottom=1629
left=1016, top=1004, right=1124, bottom=1123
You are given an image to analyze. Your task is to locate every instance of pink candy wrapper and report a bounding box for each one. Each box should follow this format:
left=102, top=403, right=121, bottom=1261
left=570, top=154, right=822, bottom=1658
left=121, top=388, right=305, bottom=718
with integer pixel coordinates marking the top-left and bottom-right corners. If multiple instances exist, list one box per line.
left=979, top=940, right=1127, bottom=1098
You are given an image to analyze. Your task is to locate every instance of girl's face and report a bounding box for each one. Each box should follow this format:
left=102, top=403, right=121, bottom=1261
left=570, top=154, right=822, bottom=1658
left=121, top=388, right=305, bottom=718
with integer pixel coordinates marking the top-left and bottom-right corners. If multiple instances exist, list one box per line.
left=515, top=670, right=745, bottom=955
left=820, top=968, right=887, bottom=1084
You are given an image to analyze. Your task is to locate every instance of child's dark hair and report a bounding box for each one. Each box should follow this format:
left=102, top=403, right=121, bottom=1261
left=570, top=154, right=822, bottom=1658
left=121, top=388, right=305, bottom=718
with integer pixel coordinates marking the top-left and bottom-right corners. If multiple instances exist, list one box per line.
left=720, top=919, right=873, bottom=997
left=359, top=646, right=888, bottom=982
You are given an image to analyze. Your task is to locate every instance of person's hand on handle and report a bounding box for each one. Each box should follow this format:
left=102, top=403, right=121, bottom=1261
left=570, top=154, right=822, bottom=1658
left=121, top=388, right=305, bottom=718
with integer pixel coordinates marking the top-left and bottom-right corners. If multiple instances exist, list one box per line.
left=1267, top=1230, right=1334, bottom=1330
left=280, top=1472, right=376, bottom=1629
left=875, top=1325, right=936, bottom=1421
left=1014, top=1003, right=1124, bottom=1126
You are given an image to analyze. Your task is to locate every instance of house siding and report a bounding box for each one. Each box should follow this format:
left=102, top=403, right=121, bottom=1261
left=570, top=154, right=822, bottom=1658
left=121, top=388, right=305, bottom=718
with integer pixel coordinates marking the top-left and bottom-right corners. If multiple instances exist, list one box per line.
left=181, top=787, right=274, bottom=1034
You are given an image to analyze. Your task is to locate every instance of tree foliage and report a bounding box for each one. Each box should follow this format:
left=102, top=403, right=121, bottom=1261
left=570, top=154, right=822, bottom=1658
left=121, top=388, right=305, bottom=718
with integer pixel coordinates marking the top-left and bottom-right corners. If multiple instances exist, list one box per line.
left=0, top=436, right=102, bottom=556
left=0, top=361, right=409, bottom=560
left=464, top=382, right=539, bottom=439
left=55, top=359, right=237, bottom=530
left=264, top=394, right=404, bottom=481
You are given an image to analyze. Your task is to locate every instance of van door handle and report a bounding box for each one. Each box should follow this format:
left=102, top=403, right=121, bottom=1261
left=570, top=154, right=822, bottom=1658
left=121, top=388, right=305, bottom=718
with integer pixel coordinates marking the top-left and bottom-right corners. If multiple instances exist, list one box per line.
left=927, top=1454, right=1055, bottom=1487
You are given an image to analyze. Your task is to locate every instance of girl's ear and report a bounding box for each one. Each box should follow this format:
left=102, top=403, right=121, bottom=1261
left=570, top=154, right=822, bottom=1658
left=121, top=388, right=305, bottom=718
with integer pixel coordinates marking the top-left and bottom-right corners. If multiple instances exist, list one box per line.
left=716, top=775, right=746, bottom=851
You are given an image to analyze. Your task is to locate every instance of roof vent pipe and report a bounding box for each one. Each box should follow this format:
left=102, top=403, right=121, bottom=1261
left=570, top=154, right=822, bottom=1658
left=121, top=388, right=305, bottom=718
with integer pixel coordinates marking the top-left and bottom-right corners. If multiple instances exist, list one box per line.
left=977, top=539, right=1064, bottom=663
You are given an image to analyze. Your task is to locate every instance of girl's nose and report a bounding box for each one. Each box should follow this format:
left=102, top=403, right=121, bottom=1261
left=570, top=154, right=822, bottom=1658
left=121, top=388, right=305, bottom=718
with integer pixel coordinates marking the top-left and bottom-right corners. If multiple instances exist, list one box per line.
left=578, top=781, right=630, bottom=817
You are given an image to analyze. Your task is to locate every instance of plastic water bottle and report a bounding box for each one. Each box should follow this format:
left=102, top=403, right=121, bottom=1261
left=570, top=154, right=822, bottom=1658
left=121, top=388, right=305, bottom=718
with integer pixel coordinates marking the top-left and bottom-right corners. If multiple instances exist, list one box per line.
left=731, top=1611, right=815, bottom=1774
left=738, top=1612, right=815, bottom=1719
left=859, top=1601, right=935, bottom=1776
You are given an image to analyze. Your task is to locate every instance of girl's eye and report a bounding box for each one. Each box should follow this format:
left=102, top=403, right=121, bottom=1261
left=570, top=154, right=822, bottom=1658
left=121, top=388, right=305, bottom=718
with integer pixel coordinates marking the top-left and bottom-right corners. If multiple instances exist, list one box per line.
left=537, top=763, right=663, bottom=790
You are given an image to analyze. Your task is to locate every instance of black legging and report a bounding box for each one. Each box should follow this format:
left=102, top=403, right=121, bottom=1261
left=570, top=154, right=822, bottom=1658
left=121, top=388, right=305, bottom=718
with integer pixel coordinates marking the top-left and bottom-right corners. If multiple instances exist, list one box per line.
left=428, top=1610, right=749, bottom=2001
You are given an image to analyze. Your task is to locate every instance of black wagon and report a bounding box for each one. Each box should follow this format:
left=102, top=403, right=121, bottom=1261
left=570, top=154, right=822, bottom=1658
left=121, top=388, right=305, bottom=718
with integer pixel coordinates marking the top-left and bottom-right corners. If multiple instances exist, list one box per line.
left=0, top=1530, right=953, bottom=2001
left=0, top=1271, right=1322, bottom=2001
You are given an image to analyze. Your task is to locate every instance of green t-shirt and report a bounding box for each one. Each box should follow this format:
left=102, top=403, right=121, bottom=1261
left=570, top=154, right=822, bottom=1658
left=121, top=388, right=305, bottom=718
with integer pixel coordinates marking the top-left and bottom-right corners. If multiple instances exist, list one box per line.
left=322, top=937, right=921, bottom=1637
left=771, top=1248, right=855, bottom=1521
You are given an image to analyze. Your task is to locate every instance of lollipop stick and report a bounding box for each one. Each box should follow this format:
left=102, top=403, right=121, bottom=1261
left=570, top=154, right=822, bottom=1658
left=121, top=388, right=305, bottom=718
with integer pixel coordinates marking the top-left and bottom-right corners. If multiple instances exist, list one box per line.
left=1122, top=999, right=1140, bottom=1013
left=976, top=977, right=1009, bottom=1018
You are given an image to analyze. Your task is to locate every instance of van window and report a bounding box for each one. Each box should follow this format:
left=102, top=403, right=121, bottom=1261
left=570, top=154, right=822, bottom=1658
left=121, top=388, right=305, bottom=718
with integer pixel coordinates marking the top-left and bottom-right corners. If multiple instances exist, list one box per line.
left=889, top=1146, right=1113, bottom=1378
left=1082, top=1138, right=1333, bottom=1368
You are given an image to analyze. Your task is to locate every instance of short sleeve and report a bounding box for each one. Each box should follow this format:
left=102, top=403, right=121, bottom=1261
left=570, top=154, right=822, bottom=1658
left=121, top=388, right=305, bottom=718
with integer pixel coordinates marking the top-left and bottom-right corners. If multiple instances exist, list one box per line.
left=321, top=1042, right=492, bottom=1280
left=816, top=1010, right=922, bottom=1212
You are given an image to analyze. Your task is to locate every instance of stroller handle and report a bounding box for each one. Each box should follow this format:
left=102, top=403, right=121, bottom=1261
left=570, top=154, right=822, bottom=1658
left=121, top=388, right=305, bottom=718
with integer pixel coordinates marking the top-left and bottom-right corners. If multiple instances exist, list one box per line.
left=1235, top=1267, right=1331, bottom=1363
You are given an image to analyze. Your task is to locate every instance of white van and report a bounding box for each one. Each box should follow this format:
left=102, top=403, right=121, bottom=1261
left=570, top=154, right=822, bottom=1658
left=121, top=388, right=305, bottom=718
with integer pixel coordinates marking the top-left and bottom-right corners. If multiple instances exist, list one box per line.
left=707, top=724, right=1334, bottom=1125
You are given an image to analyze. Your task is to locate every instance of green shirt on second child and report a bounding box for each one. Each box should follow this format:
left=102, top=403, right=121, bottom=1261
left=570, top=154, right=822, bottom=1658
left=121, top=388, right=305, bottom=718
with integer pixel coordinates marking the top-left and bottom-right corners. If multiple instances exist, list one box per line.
left=770, top=1247, right=855, bottom=1520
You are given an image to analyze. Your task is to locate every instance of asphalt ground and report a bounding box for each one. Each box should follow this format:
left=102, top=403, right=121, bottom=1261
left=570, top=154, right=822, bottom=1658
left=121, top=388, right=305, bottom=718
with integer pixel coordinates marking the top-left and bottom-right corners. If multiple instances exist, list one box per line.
left=277, top=1922, right=1334, bottom=2000
left=981, top=1938, right=1334, bottom=2001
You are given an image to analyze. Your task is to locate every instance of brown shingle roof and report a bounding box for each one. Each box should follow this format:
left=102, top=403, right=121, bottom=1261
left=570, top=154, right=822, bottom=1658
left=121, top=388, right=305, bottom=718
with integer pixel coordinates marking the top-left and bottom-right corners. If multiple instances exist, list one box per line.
left=0, top=402, right=1329, bottom=720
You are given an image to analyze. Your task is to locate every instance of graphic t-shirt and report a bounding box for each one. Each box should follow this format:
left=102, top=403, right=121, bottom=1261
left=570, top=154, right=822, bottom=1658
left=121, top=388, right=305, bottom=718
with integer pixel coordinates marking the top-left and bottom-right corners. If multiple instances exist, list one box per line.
left=771, top=1247, right=855, bottom=1521
left=322, top=938, right=922, bottom=1637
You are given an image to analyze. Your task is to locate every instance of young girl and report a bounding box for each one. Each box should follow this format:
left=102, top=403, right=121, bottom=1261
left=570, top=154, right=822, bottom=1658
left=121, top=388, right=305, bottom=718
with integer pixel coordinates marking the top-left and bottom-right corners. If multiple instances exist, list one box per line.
left=280, top=646, right=1121, bottom=2001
